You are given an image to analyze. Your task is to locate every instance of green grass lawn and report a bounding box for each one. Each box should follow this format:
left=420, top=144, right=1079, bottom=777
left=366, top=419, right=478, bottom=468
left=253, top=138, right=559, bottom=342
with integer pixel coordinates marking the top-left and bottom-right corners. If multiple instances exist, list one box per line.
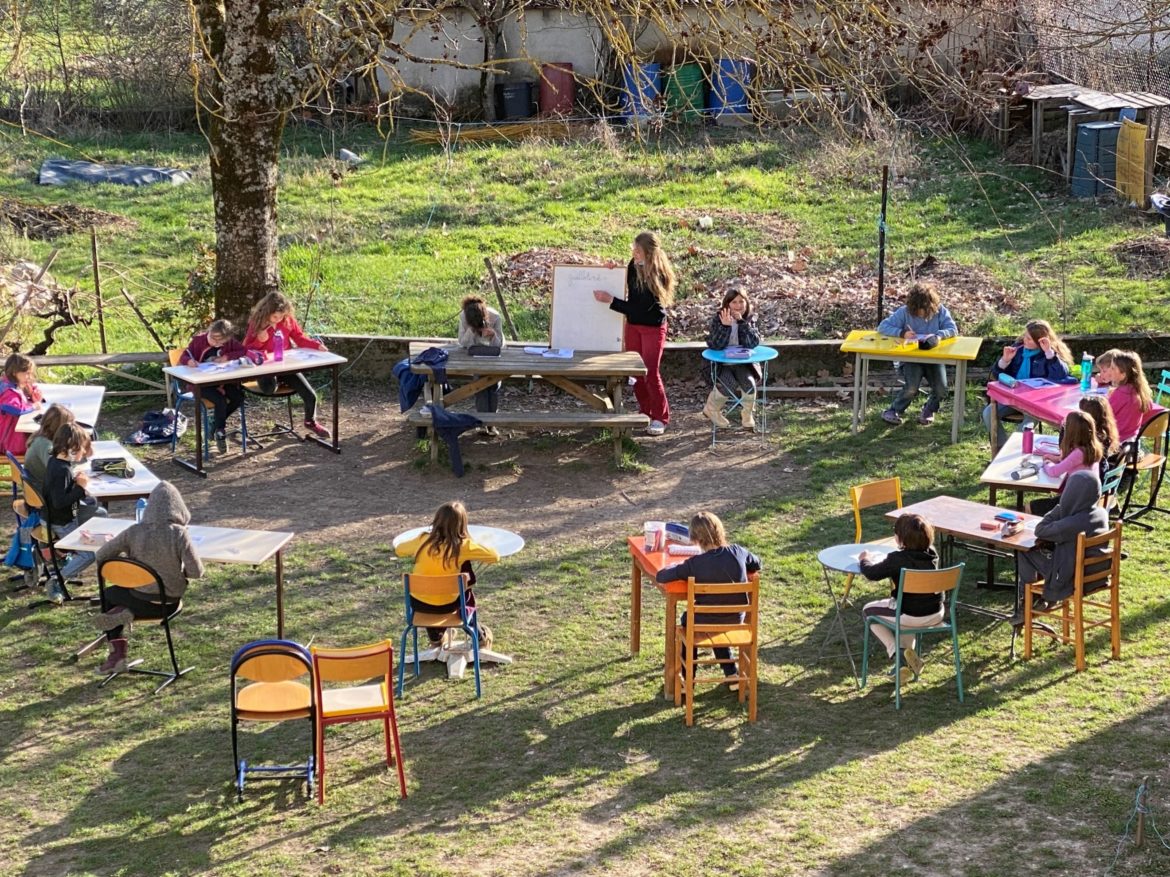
left=2, top=394, right=1169, bottom=876
left=1, top=122, right=1167, bottom=360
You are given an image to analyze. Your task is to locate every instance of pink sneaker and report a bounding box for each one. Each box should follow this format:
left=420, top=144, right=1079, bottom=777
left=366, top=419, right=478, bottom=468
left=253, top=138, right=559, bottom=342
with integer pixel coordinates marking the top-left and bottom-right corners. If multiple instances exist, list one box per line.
left=304, top=420, right=330, bottom=438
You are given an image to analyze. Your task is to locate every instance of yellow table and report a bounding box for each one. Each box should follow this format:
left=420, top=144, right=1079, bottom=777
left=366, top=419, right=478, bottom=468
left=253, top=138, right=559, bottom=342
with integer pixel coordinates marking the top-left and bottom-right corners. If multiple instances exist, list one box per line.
left=840, top=330, right=984, bottom=444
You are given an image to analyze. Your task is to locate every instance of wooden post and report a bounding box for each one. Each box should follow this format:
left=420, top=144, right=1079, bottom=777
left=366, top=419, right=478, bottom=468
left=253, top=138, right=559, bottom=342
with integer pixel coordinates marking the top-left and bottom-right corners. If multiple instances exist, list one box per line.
left=876, top=164, right=889, bottom=324
left=483, top=256, right=519, bottom=340
left=1136, top=778, right=1148, bottom=847
left=119, top=286, right=168, bottom=352
left=91, top=229, right=107, bottom=354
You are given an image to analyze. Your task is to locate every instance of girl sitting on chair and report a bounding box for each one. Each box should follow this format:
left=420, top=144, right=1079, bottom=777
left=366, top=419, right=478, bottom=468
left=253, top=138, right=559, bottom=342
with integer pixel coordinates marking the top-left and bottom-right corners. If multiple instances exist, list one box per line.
left=243, top=292, right=331, bottom=438
left=42, top=423, right=106, bottom=604
left=656, top=511, right=760, bottom=691
left=91, top=481, right=204, bottom=675
left=859, top=513, right=942, bottom=684
left=394, top=501, right=499, bottom=647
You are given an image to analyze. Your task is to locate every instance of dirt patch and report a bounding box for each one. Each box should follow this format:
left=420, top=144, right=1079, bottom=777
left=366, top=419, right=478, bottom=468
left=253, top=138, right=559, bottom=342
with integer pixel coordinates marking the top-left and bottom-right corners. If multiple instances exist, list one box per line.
left=1110, top=234, right=1170, bottom=280
left=493, top=246, right=1020, bottom=341
left=0, top=199, right=137, bottom=241
left=660, top=207, right=800, bottom=242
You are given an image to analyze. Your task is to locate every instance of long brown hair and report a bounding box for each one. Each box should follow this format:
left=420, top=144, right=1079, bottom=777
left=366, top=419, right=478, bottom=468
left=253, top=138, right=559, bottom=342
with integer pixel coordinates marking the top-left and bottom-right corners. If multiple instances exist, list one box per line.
left=51, top=422, right=90, bottom=459
left=416, top=501, right=470, bottom=570
left=33, top=404, right=75, bottom=443
left=3, top=353, right=35, bottom=386
left=1112, top=350, right=1153, bottom=414
left=633, top=231, right=676, bottom=307
left=1060, top=410, right=1104, bottom=466
left=246, top=292, right=294, bottom=338
left=719, top=288, right=752, bottom=321
left=1078, top=395, right=1120, bottom=459
left=689, top=511, right=728, bottom=551
left=1021, top=319, right=1072, bottom=364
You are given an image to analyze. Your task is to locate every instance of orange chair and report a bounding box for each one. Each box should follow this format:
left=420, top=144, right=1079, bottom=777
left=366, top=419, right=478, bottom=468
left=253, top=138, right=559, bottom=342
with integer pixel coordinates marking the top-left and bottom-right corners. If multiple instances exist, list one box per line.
left=231, top=639, right=315, bottom=801
left=1024, top=525, right=1123, bottom=672
left=310, top=640, right=407, bottom=803
left=673, top=577, right=760, bottom=727
left=839, top=477, right=903, bottom=606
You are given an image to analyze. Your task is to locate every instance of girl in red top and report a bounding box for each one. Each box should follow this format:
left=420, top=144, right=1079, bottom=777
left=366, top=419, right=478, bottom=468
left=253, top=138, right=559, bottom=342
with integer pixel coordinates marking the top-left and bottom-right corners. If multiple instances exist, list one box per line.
left=0, top=353, right=43, bottom=457
left=1097, top=349, right=1153, bottom=442
left=592, top=231, right=676, bottom=436
left=243, top=292, right=331, bottom=437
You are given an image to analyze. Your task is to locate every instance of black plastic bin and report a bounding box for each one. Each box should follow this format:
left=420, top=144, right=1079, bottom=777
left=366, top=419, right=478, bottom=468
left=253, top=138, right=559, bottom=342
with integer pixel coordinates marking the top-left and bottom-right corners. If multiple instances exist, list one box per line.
left=495, top=81, right=535, bottom=120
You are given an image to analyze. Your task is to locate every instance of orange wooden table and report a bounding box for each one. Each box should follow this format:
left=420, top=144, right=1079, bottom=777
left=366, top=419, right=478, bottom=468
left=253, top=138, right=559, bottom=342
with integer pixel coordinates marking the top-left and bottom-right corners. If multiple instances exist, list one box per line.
left=627, top=536, right=686, bottom=698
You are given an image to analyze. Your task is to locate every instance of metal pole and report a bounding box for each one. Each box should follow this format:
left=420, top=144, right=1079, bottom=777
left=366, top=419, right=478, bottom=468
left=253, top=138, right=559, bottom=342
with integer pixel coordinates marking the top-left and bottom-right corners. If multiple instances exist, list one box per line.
left=91, top=229, right=108, bottom=353
left=877, top=164, right=889, bottom=324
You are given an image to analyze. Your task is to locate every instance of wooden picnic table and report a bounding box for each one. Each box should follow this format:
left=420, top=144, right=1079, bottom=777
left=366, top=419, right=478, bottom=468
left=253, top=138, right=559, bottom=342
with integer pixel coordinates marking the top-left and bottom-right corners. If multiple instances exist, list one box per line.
left=407, top=343, right=649, bottom=464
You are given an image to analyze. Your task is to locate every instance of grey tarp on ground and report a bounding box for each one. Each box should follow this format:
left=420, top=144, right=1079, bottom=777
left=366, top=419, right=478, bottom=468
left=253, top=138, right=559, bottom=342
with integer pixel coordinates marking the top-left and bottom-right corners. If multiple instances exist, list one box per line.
left=38, top=158, right=192, bottom=187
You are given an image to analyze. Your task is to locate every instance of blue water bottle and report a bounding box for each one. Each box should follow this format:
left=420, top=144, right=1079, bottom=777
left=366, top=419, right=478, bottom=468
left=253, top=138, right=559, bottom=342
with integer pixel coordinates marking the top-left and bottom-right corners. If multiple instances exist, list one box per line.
left=1080, top=351, right=1093, bottom=392
left=135, top=498, right=147, bottom=523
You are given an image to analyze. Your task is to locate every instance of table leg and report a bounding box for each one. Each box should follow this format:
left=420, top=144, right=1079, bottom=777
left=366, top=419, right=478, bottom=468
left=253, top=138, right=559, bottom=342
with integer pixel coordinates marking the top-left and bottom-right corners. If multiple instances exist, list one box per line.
left=817, top=565, right=859, bottom=683
left=173, top=383, right=208, bottom=478
left=664, top=592, right=678, bottom=699
left=630, top=560, right=642, bottom=655
left=952, top=361, right=967, bottom=444
left=851, top=354, right=862, bottom=433
left=990, top=403, right=1001, bottom=456
left=276, top=550, right=284, bottom=638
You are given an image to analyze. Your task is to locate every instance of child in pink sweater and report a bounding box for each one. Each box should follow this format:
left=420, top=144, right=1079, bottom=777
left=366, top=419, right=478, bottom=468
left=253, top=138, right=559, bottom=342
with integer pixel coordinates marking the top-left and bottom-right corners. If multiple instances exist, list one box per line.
left=1096, top=349, right=1153, bottom=442
left=1030, top=410, right=1103, bottom=515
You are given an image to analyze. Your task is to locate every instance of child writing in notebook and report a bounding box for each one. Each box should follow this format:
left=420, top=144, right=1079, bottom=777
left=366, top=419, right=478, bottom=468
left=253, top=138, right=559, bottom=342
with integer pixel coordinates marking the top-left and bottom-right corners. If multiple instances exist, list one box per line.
left=458, top=295, right=506, bottom=427
left=1029, top=409, right=1103, bottom=516
left=703, top=288, right=762, bottom=430
left=180, top=319, right=257, bottom=452
left=91, top=481, right=204, bottom=675
left=0, top=353, right=43, bottom=457
left=982, top=319, right=1073, bottom=448
left=655, top=511, right=760, bottom=691
left=243, top=292, right=331, bottom=438
left=42, top=422, right=107, bottom=603
left=394, top=501, right=499, bottom=646
left=1097, top=349, right=1153, bottom=443
left=858, top=513, right=943, bottom=684
left=877, top=282, right=958, bottom=426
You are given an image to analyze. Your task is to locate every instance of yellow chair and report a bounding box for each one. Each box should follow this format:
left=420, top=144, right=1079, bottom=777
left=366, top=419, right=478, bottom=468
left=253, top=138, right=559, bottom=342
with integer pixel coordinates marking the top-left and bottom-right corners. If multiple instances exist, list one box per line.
left=231, top=639, right=315, bottom=801
left=673, top=577, right=759, bottom=727
left=398, top=572, right=482, bottom=698
left=839, top=477, right=903, bottom=606
left=311, top=641, right=407, bottom=803
left=12, top=462, right=73, bottom=602
left=1119, top=411, right=1169, bottom=530
left=97, top=558, right=193, bottom=693
left=1024, top=524, right=1123, bottom=673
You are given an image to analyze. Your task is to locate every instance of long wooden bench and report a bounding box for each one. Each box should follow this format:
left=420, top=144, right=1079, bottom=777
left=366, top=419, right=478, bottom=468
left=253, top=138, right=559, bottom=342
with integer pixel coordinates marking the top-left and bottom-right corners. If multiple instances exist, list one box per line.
left=407, top=408, right=649, bottom=465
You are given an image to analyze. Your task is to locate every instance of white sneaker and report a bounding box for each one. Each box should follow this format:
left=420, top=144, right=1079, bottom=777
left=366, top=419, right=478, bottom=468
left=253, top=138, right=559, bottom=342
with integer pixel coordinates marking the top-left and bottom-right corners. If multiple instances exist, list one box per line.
left=645, top=420, right=666, bottom=436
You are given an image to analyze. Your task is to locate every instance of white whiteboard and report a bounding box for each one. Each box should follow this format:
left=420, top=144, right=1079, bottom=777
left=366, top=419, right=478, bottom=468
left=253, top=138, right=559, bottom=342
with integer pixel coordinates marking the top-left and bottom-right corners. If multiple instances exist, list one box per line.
left=550, top=265, right=627, bottom=352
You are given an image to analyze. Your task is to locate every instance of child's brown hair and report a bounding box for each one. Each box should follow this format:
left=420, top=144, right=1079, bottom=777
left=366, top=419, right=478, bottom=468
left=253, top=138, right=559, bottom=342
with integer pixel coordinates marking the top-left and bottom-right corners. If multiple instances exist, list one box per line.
left=1021, top=320, right=1073, bottom=364
left=50, top=422, right=89, bottom=459
left=461, top=296, right=489, bottom=332
left=689, top=511, right=728, bottom=551
left=905, top=283, right=940, bottom=320
left=1112, top=350, right=1153, bottom=414
left=246, top=292, right=294, bottom=338
left=1060, top=410, right=1104, bottom=466
left=719, top=288, right=753, bottom=321
left=894, top=513, right=934, bottom=551
left=207, top=319, right=235, bottom=340
left=1077, top=395, right=1120, bottom=459
left=3, top=353, right=35, bottom=385
left=33, top=404, right=75, bottom=444
left=417, top=501, right=470, bottom=570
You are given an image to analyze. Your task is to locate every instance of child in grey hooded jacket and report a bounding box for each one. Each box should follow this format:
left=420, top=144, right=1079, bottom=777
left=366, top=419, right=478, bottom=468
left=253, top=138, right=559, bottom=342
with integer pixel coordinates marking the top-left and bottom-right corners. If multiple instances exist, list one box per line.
left=91, top=481, right=204, bottom=674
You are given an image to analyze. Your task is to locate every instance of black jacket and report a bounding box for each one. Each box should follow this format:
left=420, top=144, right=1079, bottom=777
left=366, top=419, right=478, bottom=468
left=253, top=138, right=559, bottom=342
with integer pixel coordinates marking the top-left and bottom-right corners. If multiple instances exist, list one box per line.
left=44, top=457, right=86, bottom=526
left=859, top=545, right=942, bottom=617
left=608, top=261, right=666, bottom=327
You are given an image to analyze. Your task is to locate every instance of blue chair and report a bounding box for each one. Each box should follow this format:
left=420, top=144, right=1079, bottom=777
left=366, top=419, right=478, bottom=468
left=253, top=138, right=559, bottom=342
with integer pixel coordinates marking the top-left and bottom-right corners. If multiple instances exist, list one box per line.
left=167, top=349, right=249, bottom=456
left=1154, top=369, right=1170, bottom=408
left=230, top=639, right=315, bottom=801
left=860, top=563, right=965, bottom=710
left=397, top=572, right=481, bottom=698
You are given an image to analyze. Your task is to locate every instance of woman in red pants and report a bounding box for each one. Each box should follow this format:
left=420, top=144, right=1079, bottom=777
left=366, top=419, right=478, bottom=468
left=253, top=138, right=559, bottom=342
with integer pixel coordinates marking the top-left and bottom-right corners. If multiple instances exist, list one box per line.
left=592, top=231, right=676, bottom=436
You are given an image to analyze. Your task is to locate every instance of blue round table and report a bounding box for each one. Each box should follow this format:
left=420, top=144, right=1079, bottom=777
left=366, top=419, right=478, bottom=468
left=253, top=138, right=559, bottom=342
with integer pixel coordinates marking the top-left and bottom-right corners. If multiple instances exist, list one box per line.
left=701, top=346, right=778, bottom=446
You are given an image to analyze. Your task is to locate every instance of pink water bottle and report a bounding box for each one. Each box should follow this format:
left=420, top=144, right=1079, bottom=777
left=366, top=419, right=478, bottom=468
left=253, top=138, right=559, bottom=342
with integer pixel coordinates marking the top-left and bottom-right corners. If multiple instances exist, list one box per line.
left=273, top=329, right=285, bottom=362
left=1022, top=424, right=1034, bottom=455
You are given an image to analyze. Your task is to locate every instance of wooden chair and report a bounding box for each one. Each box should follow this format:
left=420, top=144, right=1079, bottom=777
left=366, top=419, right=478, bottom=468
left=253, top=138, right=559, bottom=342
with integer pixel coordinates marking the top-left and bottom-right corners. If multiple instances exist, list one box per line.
left=673, top=577, right=759, bottom=727
left=839, top=476, right=903, bottom=606
left=1118, top=411, right=1169, bottom=529
left=230, top=639, right=315, bottom=801
left=97, top=558, right=193, bottom=693
left=1024, top=524, right=1122, bottom=672
left=859, top=563, right=965, bottom=710
left=397, top=573, right=481, bottom=698
left=310, top=640, right=407, bottom=803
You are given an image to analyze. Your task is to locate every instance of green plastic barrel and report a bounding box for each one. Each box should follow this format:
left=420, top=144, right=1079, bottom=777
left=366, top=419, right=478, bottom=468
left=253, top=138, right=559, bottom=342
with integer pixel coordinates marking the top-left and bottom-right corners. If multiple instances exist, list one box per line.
left=664, top=63, right=705, bottom=121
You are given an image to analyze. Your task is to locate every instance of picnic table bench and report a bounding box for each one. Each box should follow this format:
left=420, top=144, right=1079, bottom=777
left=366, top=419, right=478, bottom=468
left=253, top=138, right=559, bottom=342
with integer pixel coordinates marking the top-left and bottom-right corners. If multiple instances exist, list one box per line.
left=407, top=343, right=648, bottom=464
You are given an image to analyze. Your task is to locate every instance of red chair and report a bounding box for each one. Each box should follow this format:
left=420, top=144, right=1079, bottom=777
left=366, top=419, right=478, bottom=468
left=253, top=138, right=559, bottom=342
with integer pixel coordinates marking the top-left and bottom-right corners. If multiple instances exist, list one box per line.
left=310, top=640, right=407, bottom=803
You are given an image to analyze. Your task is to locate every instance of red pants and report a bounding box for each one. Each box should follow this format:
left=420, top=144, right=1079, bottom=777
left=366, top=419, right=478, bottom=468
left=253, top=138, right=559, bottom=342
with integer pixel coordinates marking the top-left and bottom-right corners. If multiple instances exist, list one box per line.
left=625, top=322, right=670, bottom=424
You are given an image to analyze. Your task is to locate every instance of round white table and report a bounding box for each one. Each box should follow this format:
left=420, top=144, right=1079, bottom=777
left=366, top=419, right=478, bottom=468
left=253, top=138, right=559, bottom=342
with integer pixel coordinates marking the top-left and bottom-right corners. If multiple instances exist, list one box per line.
left=393, top=524, right=523, bottom=677
left=815, top=542, right=890, bottom=682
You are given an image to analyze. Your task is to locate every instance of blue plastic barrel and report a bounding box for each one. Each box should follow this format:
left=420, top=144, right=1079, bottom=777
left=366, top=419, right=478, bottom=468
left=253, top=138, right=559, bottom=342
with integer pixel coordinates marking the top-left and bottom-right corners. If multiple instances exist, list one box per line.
left=622, top=62, right=662, bottom=118
left=708, top=58, right=753, bottom=115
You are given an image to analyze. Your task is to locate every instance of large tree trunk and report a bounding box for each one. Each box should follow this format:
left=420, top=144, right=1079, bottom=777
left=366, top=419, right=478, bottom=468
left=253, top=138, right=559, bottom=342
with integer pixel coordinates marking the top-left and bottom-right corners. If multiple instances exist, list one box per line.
left=194, top=0, right=290, bottom=326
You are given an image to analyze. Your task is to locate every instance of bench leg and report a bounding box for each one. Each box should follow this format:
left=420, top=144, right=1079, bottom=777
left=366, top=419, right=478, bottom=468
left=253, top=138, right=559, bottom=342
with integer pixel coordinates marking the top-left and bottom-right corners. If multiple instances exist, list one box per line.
left=614, top=429, right=623, bottom=466
left=429, top=426, right=438, bottom=464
